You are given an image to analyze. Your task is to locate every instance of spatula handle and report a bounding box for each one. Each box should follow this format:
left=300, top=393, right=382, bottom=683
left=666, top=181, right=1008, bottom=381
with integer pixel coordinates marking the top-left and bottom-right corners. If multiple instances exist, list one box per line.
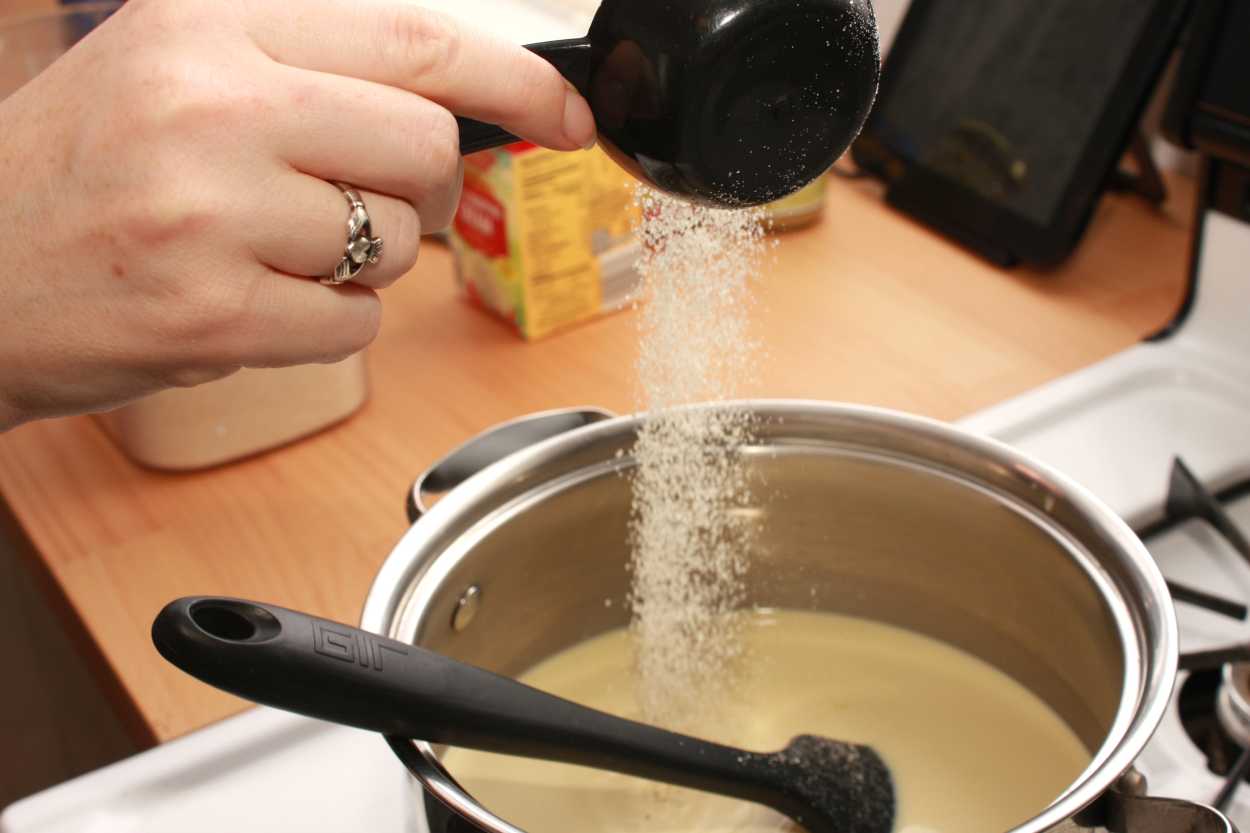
left=152, top=597, right=772, bottom=802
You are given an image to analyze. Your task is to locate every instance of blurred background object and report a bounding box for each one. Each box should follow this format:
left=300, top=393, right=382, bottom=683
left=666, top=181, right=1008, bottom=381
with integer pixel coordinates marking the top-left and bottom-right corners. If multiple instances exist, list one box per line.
left=93, top=362, right=371, bottom=471
left=852, top=0, right=1195, bottom=266
left=0, top=1, right=113, bottom=91
left=0, top=509, right=139, bottom=810
left=1162, top=0, right=1250, bottom=170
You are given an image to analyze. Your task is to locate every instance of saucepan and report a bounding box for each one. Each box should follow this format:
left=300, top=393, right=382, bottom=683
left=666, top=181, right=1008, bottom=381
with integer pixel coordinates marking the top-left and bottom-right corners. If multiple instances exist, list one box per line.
left=360, top=401, right=1238, bottom=833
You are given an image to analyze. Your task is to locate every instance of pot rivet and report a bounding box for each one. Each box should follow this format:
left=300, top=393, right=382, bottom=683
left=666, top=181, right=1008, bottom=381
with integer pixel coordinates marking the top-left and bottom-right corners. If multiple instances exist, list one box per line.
left=453, top=585, right=482, bottom=632
left=1115, top=769, right=1148, bottom=797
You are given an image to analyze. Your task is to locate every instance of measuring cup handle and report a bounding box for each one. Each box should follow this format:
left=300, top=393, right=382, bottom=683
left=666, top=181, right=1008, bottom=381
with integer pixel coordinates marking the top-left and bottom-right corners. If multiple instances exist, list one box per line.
left=407, top=407, right=615, bottom=522
left=457, top=38, right=595, bottom=155
left=457, top=116, right=520, bottom=155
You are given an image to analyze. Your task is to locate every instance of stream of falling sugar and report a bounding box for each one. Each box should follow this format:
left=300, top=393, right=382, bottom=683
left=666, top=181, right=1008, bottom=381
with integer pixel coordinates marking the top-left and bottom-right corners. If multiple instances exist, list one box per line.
left=628, top=190, right=769, bottom=731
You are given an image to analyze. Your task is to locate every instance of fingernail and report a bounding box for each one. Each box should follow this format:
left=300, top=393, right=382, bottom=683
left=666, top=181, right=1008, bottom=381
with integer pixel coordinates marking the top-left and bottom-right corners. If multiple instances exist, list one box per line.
left=563, top=85, right=597, bottom=150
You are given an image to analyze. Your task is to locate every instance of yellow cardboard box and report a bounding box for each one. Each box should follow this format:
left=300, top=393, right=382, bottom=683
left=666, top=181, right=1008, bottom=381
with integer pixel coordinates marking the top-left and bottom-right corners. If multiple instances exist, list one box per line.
left=450, top=142, right=641, bottom=340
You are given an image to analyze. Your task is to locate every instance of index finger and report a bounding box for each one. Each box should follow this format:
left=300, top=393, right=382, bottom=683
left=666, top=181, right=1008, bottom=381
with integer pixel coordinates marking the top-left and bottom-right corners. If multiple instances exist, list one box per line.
left=245, top=1, right=596, bottom=151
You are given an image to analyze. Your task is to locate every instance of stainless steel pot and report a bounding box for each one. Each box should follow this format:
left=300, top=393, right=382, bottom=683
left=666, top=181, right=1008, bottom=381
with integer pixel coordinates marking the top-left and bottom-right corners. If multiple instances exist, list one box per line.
left=360, top=401, right=1237, bottom=833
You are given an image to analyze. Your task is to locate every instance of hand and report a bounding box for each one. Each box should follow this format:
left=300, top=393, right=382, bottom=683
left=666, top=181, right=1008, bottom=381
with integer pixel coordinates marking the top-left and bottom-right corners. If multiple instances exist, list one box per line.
left=0, top=0, right=596, bottom=430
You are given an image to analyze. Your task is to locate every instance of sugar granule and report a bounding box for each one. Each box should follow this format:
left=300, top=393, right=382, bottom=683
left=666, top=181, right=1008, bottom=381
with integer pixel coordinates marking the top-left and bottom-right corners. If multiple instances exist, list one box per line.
left=628, top=189, right=767, bottom=731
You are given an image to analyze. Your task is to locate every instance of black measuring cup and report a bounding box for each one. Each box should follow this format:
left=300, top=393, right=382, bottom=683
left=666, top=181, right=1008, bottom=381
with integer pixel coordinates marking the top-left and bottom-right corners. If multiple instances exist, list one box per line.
left=458, top=0, right=880, bottom=208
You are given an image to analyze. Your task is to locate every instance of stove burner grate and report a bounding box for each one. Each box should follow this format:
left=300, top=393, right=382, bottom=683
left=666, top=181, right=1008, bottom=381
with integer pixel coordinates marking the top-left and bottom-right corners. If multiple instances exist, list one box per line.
left=1138, top=457, right=1250, bottom=621
left=1147, top=458, right=1250, bottom=810
left=1164, top=458, right=1250, bottom=565
left=1178, top=670, right=1250, bottom=810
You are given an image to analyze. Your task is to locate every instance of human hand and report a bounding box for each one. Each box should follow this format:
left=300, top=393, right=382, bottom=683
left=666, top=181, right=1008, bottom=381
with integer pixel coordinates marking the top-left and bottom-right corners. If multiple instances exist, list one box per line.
left=0, top=0, right=596, bottom=430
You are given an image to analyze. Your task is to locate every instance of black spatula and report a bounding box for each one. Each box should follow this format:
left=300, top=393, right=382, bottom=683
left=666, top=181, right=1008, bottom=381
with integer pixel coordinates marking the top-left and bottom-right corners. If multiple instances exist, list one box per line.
left=152, top=596, right=895, bottom=833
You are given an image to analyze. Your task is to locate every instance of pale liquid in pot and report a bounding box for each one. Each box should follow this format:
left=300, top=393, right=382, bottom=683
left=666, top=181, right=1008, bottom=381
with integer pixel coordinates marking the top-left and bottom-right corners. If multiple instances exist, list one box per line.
left=441, top=611, right=1092, bottom=833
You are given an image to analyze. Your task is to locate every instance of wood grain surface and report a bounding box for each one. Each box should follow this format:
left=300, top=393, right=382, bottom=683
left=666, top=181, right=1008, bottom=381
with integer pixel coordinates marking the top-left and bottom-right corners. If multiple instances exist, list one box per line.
left=0, top=518, right=137, bottom=807
left=0, top=173, right=1197, bottom=746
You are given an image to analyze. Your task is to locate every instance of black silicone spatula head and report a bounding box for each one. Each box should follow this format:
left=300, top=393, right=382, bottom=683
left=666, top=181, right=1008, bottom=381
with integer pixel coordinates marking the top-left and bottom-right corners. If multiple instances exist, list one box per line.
left=766, top=735, right=896, bottom=833
left=153, top=597, right=895, bottom=833
left=586, top=0, right=880, bottom=207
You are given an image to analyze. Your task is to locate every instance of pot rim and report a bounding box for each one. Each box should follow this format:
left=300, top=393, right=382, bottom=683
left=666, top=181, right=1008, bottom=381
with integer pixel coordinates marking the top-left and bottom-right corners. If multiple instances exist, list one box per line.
left=360, top=400, right=1178, bottom=833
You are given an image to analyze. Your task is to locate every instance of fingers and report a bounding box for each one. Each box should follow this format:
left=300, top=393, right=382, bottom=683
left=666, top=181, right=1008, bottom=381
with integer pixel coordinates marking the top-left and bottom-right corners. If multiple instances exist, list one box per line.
left=244, top=1, right=596, bottom=151
left=250, top=174, right=423, bottom=290
left=272, top=66, right=465, bottom=233
left=231, top=270, right=382, bottom=368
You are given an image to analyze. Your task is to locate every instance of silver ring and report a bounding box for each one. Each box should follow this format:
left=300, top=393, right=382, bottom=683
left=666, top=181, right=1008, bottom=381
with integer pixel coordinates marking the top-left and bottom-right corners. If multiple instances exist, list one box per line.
left=323, top=184, right=383, bottom=286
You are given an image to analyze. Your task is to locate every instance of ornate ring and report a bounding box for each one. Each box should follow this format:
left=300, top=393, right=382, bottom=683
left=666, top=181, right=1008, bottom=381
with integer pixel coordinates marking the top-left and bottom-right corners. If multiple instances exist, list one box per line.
left=323, top=185, right=383, bottom=286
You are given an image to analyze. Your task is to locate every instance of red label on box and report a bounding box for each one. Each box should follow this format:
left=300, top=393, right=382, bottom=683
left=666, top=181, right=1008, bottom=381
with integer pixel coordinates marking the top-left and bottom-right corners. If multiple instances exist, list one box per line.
left=465, top=151, right=497, bottom=173
left=455, top=180, right=508, bottom=258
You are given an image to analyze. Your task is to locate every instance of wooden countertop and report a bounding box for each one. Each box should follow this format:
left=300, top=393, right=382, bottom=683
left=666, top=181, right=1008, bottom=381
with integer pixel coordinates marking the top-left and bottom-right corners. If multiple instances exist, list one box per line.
left=0, top=174, right=1196, bottom=746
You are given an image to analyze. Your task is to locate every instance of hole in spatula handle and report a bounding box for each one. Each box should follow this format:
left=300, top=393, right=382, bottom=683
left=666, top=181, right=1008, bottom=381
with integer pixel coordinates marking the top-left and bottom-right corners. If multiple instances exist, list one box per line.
left=189, top=599, right=281, bottom=643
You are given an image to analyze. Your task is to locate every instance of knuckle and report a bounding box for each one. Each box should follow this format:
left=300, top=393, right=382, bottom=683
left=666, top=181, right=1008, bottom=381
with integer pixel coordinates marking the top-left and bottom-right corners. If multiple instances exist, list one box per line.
left=377, top=209, right=422, bottom=287
left=395, top=104, right=460, bottom=198
left=161, top=364, right=240, bottom=390
left=427, top=159, right=464, bottom=233
left=358, top=297, right=384, bottom=345
left=173, top=280, right=256, bottom=347
left=125, top=58, right=269, bottom=140
left=386, top=8, right=460, bottom=85
left=120, top=194, right=219, bottom=251
left=326, top=298, right=382, bottom=361
left=134, top=258, right=257, bottom=348
left=424, top=106, right=463, bottom=177
left=399, top=106, right=461, bottom=209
